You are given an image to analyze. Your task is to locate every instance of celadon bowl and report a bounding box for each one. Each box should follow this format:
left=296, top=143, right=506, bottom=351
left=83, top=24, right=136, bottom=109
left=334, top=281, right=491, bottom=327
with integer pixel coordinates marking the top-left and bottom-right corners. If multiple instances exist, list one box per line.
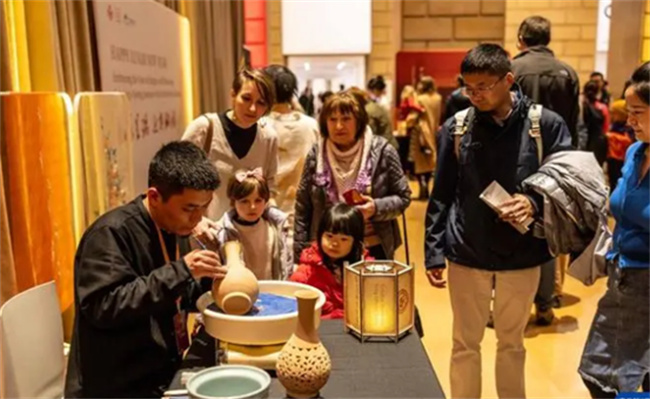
left=186, top=365, right=271, bottom=399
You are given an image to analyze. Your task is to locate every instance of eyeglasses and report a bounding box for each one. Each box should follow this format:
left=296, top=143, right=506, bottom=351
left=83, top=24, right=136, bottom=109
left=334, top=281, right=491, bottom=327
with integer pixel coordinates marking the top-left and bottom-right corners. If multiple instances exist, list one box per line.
left=464, top=75, right=507, bottom=97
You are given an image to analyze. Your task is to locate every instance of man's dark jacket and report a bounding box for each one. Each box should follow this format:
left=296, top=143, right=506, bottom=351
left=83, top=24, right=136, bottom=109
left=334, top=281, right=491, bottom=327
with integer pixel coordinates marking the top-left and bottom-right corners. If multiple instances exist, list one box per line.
left=512, top=46, right=580, bottom=146
left=65, top=196, right=208, bottom=398
left=425, top=88, right=573, bottom=271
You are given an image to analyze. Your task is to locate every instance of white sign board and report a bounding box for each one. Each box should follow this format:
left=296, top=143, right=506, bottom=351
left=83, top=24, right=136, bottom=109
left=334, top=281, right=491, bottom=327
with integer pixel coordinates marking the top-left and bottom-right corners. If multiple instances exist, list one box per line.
left=93, top=0, right=193, bottom=192
left=282, top=0, right=372, bottom=55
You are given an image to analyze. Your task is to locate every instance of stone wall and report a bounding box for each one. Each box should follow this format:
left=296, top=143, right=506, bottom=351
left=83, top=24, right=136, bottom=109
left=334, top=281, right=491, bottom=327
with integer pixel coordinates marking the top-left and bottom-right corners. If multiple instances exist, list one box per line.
left=402, top=0, right=506, bottom=50
left=368, top=0, right=402, bottom=82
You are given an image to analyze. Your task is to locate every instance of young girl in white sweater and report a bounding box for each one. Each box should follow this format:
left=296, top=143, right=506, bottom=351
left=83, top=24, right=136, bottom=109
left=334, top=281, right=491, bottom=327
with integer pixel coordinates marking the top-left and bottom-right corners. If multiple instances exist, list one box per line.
left=206, top=169, right=292, bottom=280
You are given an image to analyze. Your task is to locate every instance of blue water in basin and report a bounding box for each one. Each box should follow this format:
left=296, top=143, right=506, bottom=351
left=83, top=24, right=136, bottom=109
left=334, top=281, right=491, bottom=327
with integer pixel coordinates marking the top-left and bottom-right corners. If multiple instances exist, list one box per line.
left=209, top=292, right=297, bottom=316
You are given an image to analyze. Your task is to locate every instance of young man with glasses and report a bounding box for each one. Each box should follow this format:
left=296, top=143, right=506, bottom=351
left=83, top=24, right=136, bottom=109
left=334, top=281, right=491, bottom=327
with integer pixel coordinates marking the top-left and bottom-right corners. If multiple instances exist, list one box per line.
left=424, top=44, right=572, bottom=398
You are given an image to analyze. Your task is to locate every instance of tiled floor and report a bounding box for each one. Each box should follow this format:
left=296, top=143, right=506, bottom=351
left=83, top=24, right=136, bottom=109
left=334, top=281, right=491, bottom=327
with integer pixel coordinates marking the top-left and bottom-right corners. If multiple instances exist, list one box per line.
left=395, top=186, right=607, bottom=399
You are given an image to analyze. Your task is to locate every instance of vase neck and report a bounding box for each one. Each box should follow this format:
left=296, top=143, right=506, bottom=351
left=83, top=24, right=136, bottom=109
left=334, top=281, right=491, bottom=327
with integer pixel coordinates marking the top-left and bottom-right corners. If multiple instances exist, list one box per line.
left=224, top=241, right=242, bottom=268
left=295, top=293, right=319, bottom=344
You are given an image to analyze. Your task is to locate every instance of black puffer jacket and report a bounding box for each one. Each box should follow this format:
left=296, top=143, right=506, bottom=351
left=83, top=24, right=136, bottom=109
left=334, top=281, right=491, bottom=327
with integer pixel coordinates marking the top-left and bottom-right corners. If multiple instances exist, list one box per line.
left=294, top=135, right=411, bottom=260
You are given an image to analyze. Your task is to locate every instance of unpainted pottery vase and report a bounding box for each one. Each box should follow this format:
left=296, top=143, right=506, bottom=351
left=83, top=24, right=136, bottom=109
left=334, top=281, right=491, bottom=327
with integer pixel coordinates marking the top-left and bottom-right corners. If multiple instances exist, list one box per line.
left=212, top=241, right=259, bottom=315
left=276, top=290, right=331, bottom=398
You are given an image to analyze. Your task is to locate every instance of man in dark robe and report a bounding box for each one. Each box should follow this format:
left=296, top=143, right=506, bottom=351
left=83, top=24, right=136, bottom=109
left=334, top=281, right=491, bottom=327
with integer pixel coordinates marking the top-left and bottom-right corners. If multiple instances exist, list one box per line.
left=65, top=141, right=224, bottom=398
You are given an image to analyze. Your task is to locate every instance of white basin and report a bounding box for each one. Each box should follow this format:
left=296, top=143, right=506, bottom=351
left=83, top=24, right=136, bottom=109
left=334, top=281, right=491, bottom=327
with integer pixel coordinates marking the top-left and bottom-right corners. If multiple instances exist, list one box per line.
left=197, top=281, right=326, bottom=346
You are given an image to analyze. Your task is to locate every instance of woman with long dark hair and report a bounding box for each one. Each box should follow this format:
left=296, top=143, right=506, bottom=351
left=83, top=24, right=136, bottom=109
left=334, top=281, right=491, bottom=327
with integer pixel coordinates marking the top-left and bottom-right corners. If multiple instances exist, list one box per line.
left=582, top=80, right=610, bottom=165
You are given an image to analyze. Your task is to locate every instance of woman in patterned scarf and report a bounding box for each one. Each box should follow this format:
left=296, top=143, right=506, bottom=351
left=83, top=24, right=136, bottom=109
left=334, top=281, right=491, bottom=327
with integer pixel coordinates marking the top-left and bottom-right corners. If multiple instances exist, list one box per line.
left=293, top=91, right=411, bottom=261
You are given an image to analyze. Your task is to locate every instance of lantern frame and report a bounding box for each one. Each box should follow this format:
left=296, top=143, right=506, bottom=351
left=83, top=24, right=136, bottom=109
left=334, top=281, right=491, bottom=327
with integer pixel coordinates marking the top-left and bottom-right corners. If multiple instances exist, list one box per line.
left=343, top=260, right=415, bottom=343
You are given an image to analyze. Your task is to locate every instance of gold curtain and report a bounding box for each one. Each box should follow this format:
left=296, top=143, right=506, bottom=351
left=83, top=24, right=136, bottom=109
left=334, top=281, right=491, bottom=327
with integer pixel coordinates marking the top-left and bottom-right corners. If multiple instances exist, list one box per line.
left=1, top=0, right=97, bottom=94
left=1, top=0, right=31, bottom=92
left=53, top=0, right=97, bottom=95
left=155, top=0, right=180, bottom=13
left=2, top=0, right=243, bottom=125
left=178, top=0, right=243, bottom=116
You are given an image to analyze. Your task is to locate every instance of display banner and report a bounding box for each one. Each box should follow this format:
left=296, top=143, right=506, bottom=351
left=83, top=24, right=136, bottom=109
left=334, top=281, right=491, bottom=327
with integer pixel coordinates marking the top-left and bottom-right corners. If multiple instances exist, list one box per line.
left=74, top=93, right=134, bottom=226
left=93, top=0, right=193, bottom=192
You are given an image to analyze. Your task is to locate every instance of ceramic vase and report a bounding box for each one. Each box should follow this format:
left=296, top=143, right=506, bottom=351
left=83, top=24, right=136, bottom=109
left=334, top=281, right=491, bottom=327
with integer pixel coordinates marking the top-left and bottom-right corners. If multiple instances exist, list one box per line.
left=276, top=290, right=331, bottom=398
left=212, top=241, right=259, bottom=315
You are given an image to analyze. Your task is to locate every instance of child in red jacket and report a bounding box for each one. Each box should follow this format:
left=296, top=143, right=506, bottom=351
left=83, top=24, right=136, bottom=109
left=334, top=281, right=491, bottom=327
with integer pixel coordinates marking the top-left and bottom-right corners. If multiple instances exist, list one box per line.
left=290, top=203, right=372, bottom=319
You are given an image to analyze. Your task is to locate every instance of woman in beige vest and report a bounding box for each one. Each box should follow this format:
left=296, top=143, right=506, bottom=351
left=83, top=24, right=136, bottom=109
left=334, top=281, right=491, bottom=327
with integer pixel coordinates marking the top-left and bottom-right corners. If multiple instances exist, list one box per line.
left=182, top=68, right=279, bottom=222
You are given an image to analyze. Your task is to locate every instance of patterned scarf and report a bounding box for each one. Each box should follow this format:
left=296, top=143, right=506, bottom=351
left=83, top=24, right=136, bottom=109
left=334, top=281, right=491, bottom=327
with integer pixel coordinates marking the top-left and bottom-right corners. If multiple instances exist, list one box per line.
left=315, top=127, right=374, bottom=204
left=326, top=138, right=364, bottom=201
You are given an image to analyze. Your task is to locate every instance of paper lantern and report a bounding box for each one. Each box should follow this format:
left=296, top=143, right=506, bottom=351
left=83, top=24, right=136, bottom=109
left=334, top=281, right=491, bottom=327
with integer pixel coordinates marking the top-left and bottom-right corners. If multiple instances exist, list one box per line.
left=343, top=260, right=414, bottom=342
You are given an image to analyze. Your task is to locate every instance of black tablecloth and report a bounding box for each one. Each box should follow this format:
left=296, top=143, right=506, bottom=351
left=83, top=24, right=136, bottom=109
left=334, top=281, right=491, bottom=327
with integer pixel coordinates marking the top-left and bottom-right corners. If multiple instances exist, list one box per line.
left=169, top=319, right=445, bottom=398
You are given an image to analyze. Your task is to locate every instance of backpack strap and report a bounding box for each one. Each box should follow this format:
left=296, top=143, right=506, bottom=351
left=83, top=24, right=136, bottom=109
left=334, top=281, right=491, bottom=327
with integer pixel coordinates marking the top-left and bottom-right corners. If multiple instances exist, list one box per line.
left=201, top=114, right=214, bottom=155
left=453, top=108, right=471, bottom=159
left=452, top=106, right=543, bottom=164
left=528, top=104, right=543, bottom=165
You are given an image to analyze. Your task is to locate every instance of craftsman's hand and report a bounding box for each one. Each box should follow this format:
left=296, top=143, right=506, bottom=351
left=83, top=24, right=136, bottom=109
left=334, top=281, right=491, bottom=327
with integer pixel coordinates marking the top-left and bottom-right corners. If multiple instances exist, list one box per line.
left=426, top=268, right=447, bottom=288
left=499, top=194, right=534, bottom=225
left=192, top=217, right=218, bottom=249
left=355, top=195, right=377, bottom=221
left=183, top=250, right=227, bottom=280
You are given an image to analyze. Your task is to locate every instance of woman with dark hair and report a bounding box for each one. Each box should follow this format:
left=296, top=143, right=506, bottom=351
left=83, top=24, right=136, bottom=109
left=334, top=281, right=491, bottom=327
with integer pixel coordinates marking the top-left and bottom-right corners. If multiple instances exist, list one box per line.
left=182, top=68, right=278, bottom=220
left=263, top=65, right=319, bottom=221
left=579, top=61, right=650, bottom=398
left=582, top=80, right=610, bottom=165
left=298, top=83, right=315, bottom=116
left=415, top=76, right=442, bottom=199
left=443, top=74, right=472, bottom=122
left=364, top=77, right=398, bottom=149
left=290, top=203, right=371, bottom=319
left=367, top=75, right=387, bottom=98
left=294, top=91, right=411, bottom=261
left=348, top=86, right=397, bottom=149
left=590, top=71, right=611, bottom=105
left=367, top=75, right=391, bottom=112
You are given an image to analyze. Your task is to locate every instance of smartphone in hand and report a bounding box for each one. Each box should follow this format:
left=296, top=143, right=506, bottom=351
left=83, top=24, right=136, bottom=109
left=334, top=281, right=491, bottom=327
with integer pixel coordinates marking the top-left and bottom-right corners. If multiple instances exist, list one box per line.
left=343, top=189, right=366, bottom=206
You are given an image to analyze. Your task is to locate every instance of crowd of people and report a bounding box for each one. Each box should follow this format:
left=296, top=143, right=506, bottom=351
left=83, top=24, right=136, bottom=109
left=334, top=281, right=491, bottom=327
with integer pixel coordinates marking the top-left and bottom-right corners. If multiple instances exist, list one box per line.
left=62, top=14, right=648, bottom=399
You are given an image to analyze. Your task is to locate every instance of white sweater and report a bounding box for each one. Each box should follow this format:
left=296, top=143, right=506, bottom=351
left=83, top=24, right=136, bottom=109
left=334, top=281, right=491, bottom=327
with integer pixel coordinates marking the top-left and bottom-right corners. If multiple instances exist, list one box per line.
left=181, top=113, right=279, bottom=220
left=268, top=111, right=318, bottom=216
left=233, top=219, right=274, bottom=280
